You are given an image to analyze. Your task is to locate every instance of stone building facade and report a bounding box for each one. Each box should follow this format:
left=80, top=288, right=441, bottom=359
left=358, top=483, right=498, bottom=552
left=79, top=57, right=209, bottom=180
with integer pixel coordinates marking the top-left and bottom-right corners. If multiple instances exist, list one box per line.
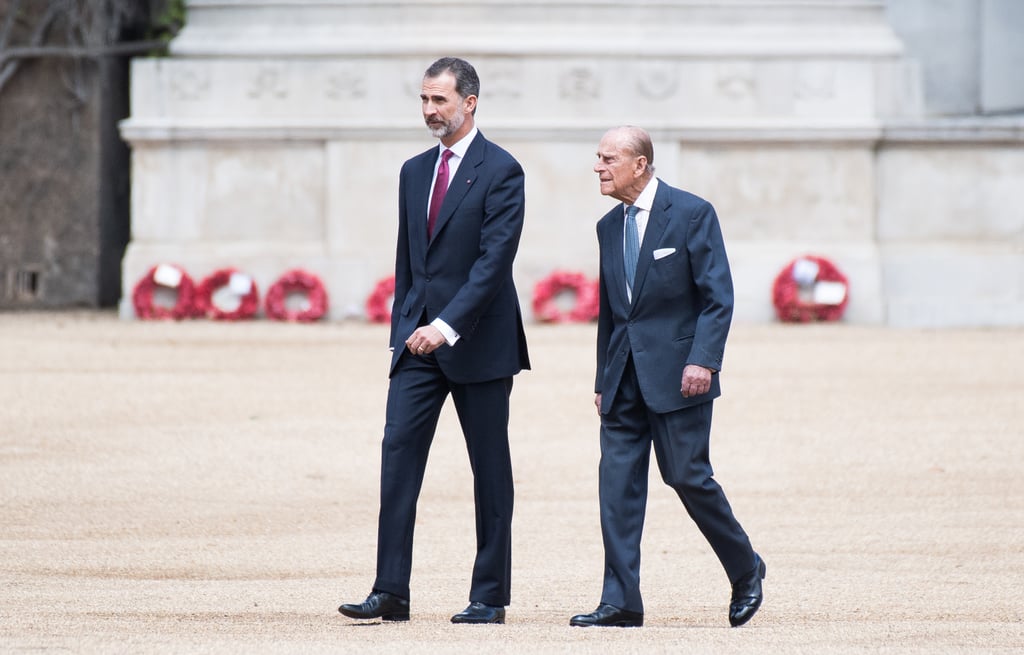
left=117, top=0, right=1024, bottom=326
left=7, top=1, right=1022, bottom=325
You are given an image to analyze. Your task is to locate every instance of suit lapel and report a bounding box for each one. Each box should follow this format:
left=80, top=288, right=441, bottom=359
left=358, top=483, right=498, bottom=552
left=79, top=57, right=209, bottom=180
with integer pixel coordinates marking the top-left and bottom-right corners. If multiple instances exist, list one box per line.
left=629, top=182, right=672, bottom=309
left=428, top=133, right=484, bottom=248
left=410, top=148, right=436, bottom=253
left=605, top=207, right=631, bottom=310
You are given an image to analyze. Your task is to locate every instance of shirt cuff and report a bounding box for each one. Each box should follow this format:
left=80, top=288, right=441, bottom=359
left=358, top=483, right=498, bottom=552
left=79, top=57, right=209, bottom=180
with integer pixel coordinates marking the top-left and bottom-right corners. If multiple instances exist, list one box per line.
left=431, top=318, right=460, bottom=346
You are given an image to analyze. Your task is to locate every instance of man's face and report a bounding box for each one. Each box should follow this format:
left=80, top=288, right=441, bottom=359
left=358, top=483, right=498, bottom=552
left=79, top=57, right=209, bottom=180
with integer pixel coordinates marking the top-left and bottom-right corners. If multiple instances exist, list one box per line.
left=421, top=72, right=471, bottom=140
left=594, top=132, right=642, bottom=202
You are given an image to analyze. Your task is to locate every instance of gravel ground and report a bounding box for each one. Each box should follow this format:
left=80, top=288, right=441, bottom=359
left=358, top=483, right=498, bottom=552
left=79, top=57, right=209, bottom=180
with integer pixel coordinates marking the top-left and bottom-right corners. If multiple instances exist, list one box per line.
left=1, top=312, right=1022, bottom=654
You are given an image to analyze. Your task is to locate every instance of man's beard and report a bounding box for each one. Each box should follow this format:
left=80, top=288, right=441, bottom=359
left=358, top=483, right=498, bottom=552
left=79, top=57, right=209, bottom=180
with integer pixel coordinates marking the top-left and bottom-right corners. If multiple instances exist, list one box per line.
left=427, top=110, right=464, bottom=139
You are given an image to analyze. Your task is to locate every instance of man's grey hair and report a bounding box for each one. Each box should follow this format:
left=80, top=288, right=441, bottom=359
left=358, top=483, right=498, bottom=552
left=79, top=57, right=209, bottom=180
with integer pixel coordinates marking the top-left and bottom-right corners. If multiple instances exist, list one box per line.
left=425, top=57, right=481, bottom=101
left=618, top=125, right=656, bottom=175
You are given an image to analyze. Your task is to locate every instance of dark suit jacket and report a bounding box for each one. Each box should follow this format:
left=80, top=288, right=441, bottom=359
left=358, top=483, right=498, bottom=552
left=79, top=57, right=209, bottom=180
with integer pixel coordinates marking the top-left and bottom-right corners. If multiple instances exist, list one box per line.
left=595, top=180, right=733, bottom=414
left=390, top=131, right=530, bottom=384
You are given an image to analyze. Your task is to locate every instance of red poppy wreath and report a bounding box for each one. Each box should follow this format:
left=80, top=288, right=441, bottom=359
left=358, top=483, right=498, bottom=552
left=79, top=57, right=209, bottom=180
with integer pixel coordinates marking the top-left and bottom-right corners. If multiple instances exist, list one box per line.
left=771, top=255, right=849, bottom=323
left=366, top=275, right=395, bottom=324
left=131, top=264, right=197, bottom=320
left=532, top=270, right=599, bottom=323
left=264, top=269, right=329, bottom=322
left=194, top=267, right=260, bottom=320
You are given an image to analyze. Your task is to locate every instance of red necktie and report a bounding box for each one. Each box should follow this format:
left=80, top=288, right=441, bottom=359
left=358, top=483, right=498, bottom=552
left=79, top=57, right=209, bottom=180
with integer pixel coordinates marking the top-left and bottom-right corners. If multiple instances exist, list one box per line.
left=427, top=149, right=453, bottom=239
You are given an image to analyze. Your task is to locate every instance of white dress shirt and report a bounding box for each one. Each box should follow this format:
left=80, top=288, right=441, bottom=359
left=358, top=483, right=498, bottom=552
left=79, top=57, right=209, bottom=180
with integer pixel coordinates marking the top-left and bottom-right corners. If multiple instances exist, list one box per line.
left=428, top=127, right=478, bottom=345
left=428, top=126, right=477, bottom=206
left=624, top=177, right=659, bottom=302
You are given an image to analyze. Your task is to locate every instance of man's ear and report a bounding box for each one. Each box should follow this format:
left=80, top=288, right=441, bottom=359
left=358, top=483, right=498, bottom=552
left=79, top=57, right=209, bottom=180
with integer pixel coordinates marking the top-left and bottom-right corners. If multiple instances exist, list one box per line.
left=463, top=94, right=478, bottom=114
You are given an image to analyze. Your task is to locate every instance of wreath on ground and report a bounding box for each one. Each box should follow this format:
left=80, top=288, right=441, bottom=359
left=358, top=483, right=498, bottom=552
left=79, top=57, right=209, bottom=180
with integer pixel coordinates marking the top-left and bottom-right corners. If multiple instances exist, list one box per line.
left=366, top=275, right=396, bottom=324
left=131, top=264, right=196, bottom=320
left=532, top=270, right=599, bottom=323
left=771, top=255, right=849, bottom=323
left=194, top=267, right=260, bottom=320
left=264, top=269, right=329, bottom=322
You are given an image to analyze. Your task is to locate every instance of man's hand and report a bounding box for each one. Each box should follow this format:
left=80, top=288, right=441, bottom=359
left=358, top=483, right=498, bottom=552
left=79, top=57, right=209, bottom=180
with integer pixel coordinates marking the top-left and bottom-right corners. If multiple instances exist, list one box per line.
left=681, top=364, right=712, bottom=398
left=405, top=325, right=446, bottom=355
left=594, top=393, right=602, bottom=416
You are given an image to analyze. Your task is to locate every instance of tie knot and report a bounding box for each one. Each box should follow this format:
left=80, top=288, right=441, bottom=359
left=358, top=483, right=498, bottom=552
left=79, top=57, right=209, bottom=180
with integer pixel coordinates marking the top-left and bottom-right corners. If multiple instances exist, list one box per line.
left=625, top=205, right=639, bottom=219
left=441, top=149, right=454, bottom=163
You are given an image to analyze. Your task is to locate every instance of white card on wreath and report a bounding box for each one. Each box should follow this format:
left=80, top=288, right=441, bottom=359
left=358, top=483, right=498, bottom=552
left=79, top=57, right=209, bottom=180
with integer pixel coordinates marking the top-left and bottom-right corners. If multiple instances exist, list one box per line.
left=813, top=281, right=847, bottom=305
left=229, top=272, right=253, bottom=295
left=791, top=258, right=820, bottom=286
left=153, top=264, right=183, bottom=288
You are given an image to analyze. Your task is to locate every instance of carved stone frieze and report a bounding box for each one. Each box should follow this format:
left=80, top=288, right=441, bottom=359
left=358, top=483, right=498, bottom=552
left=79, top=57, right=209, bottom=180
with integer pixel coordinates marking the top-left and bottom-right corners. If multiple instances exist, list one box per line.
left=170, top=65, right=210, bottom=101
left=487, top=64, right=522, bottom=100
left=715, top=63, right=756, bottom=102
left=636, top=61, right=679, bottom=101
left=248, top=64, right=289, bottom=99
left=325, top=67, right=368, bottom=100
left=560, top=66, right=600, bottom=102
left=796, top=62, right=837, bottom=100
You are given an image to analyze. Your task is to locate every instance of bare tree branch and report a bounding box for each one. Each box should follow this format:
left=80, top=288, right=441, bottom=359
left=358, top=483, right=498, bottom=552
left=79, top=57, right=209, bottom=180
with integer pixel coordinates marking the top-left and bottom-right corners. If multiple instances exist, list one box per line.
left=0, top=0, right=26, bottom=51
left=60, top=57, right=87, bottom=108
left=0, top=0, right=178, bottom=97
left=0, top=39, right=167, bottom=63
left=28, top=1, right=63, bottom=46
left=0, top=1, right=63, bottom=95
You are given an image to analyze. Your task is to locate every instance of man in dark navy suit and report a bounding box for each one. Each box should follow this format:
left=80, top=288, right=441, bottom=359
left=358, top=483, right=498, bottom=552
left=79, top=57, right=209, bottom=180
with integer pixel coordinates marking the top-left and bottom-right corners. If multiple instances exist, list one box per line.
left=339, top=57, right=529, bottom=625
left=570, top=126, right=764, bottom=629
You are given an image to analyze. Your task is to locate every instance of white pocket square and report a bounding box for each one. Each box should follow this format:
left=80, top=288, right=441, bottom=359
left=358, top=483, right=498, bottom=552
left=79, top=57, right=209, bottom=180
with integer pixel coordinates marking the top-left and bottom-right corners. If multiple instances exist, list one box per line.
left=653, top=248, right=677, bottom=260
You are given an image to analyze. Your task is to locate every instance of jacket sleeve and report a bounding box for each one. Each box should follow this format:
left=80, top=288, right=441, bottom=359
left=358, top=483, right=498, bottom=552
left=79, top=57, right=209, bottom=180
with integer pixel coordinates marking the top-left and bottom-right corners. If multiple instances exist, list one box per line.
left=390, top=164, right=414, bottom=349
left=685, top=200, right=733, bottom=371
left=595, top=221, right=612, bottom=393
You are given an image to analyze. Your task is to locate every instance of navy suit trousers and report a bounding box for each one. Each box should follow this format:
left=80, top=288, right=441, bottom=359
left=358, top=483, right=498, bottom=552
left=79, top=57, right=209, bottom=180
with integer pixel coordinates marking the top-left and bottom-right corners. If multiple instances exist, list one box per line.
left=599, top=355, right=755, bottom=613
left=372, top=349, right=515, bottom=607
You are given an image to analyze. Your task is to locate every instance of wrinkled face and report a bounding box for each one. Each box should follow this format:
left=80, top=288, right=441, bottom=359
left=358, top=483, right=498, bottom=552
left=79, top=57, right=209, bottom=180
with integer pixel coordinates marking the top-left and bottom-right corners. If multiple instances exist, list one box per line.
left=594, top=131, right=644, bottom=202
left=421, top=71, right=474, bottom=140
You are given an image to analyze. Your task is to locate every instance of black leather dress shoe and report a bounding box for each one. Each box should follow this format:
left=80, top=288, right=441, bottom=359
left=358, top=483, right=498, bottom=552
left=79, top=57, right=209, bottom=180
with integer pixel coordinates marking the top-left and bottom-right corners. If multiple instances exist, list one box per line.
left=450, top=601, right=505, bottom=624
left=729, top=554, right=766, bottom=627
left=338, top=591, right=409, bottom=621
left=569, top=603, right=643, bottom=627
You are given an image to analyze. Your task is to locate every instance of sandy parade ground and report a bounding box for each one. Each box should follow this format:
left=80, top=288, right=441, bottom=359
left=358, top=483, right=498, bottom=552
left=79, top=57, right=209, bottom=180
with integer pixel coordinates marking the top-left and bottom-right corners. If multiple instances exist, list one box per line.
left=1, top=311, right=1022, bottom=654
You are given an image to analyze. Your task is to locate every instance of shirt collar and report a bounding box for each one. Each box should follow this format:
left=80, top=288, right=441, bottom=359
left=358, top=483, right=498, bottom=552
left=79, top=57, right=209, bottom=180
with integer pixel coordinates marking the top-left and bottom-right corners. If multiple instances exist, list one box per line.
left=629, top=177, right=659, bottom=214
left=439, top=126, right=478, bottom=160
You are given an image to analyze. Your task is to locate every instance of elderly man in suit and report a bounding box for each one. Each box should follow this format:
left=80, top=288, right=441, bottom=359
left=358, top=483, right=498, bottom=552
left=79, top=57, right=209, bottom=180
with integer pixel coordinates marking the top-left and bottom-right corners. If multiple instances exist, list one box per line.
left=339, top=57, right=530, bottom=625
left=570, top=126, right=764, bottom=629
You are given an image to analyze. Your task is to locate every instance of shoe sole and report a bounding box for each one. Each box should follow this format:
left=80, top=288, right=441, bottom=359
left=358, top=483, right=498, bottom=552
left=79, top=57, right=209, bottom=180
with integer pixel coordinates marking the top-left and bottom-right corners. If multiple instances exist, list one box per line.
left=338, top=608, right=410, bottom=622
